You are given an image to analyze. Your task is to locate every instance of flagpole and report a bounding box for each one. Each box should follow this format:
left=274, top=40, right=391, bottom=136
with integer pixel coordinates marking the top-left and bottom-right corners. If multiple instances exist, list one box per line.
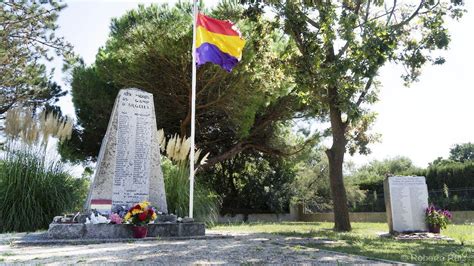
left=189, top=0, right=198, bottom=219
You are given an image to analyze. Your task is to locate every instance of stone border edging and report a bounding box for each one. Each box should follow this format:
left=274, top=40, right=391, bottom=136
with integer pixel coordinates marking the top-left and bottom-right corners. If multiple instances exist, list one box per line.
left=12, top=234, right=233, bottom=246
left=314, top=247, right=415, bottom=265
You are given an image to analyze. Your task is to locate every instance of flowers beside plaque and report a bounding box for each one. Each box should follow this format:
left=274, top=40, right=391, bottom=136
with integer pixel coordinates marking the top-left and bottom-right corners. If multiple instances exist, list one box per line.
left=123, top=201, right=158, bottom=225
left=109, top=213, right=123, bottom=224
left=123, top=201, right=158, bottom=238
left=425, top=204, right=452, bottom=233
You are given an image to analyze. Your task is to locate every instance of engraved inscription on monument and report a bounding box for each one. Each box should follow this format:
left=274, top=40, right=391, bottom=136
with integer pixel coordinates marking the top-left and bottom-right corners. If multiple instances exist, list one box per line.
left=85, top=88, right=168, bottom=214
left=112, top=90, right=153, bottom=207
left=384, top=176, right=429, bottom=233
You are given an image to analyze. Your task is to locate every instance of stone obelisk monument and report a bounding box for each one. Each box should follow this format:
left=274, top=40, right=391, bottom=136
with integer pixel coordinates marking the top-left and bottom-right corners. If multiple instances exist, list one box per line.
left=85, top=88, right=168, bottom=214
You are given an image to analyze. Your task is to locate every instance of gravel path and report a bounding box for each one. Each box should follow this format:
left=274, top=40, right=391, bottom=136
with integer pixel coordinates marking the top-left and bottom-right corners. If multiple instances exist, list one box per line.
left=0, top=230, right=395, bottom=265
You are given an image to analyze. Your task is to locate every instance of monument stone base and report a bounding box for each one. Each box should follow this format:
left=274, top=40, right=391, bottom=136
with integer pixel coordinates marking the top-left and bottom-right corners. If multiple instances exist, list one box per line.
left=47, top=223, right=205, bottom=239
left=379, top=232, right=455, bottom=242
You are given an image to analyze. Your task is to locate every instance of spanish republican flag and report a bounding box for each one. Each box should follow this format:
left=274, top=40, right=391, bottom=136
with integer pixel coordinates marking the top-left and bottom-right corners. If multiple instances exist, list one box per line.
left=196, top=13, right=246, bottom=72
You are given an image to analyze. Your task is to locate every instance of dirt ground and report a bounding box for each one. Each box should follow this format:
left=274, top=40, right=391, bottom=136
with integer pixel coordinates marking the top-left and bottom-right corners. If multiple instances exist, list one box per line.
left=0, top=230, right=395, bottom=265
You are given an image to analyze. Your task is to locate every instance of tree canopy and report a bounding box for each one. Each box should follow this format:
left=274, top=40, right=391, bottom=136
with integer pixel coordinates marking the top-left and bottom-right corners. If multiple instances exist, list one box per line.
left=243, top=0, right=465, bottom=231
left=347, top=156, right=421, bottom=198
left=449, top=142, right=474, bottom=163
left=61, top=3, right=310, bottom=168
left=0, top=1, right=73, bottom=115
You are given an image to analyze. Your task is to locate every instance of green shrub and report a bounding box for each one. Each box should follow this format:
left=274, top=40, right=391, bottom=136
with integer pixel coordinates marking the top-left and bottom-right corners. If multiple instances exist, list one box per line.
left=162, top=157, right=220, bottom=225
left=203, top=153, right=295, bottom=215
left=423, top=161, right=474, bottom=189
left=157, top=131, right=220, bottom=225
left=0, top=147, right=88, bottom=232
left=292, top=150, right=366, bottom=213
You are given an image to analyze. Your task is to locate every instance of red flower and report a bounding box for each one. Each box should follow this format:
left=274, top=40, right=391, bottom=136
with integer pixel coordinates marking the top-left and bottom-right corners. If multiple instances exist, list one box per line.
left=148, top=209, right=154, bottom=217
left=133, top=204, right=141, bottom=210
left=138, top=211, right=148, bottom=221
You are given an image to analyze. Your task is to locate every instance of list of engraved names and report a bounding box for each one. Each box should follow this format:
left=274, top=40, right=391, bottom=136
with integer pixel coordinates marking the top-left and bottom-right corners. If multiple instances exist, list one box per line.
left=389, top=176, right=429, bottom=232
left=112, top=90, right=153, bottom=207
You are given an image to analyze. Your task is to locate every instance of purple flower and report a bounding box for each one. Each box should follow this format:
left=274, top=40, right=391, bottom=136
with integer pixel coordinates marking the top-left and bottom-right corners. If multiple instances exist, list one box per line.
left=442, top=210, right=452, bottom=220
left=109, top=213, right=123, bottom=224
left=426, top=204, right=436, bottom=214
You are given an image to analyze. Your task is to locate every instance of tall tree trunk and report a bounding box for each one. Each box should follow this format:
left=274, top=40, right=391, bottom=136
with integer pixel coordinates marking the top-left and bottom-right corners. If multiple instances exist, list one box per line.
left=326, top=143, right=351, bottom=231
left=325, top=103, right=352, bottom=232
left=180, top=114, right=190, bottom=138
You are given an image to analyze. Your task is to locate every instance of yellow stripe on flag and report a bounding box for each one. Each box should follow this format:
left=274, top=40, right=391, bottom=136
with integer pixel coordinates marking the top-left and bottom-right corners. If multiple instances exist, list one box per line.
left=196, top=26, right=246, bottom=60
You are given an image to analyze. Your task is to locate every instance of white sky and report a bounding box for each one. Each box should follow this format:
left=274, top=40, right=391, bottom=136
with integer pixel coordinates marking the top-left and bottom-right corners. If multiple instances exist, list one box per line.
left=53, top=0, right=473, bottom=168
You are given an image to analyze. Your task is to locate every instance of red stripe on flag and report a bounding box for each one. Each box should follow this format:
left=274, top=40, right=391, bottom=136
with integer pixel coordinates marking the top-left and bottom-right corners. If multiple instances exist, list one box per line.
left=91, top=199, right=112, bottom=204
left=197, top=13, right=239, bottom=36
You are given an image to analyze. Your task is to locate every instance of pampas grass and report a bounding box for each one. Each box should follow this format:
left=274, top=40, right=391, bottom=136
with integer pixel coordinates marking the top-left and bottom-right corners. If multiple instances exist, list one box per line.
left=0, top=108, right=85, bottom=232
left=4, top=108, right=73, bottom=147
left=0, top=145, right=88, bottom=232
left=158, top=130, right=219, bottom=225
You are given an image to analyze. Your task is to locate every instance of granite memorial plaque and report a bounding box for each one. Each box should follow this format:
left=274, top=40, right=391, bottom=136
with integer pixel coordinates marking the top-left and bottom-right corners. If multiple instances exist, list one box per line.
left=384, top=176, right=429, bottom=234
left=85, top=88, right=168, bottom=214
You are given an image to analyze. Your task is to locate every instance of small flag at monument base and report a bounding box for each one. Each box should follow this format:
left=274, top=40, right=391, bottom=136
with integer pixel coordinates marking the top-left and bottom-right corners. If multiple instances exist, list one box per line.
left=90, top=199, right=112, bottom=214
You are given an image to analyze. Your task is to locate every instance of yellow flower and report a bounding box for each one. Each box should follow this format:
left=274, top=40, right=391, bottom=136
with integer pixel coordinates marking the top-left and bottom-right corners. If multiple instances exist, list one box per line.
left=124, top=212, right=131, bottom=221
left=131, top=209, right=142, bottom=215
left=139, top=201, right=150, bottom=208
left=152, top=213, right=157, bottom=220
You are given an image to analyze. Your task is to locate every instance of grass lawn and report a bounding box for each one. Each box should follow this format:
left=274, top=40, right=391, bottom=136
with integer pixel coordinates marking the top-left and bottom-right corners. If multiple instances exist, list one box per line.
left=212, top=222, right=473, bottom=264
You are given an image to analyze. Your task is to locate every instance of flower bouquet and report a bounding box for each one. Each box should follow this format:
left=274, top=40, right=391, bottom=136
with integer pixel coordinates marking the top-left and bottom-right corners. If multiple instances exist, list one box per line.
left=123, top=201, right=158, bottom=238
left=425, top=204, right=452, bottom=233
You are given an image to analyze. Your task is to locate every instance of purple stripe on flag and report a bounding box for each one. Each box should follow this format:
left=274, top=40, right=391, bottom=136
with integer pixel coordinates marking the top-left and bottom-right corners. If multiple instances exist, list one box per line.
left=196, top=42, right=239, bottom=72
